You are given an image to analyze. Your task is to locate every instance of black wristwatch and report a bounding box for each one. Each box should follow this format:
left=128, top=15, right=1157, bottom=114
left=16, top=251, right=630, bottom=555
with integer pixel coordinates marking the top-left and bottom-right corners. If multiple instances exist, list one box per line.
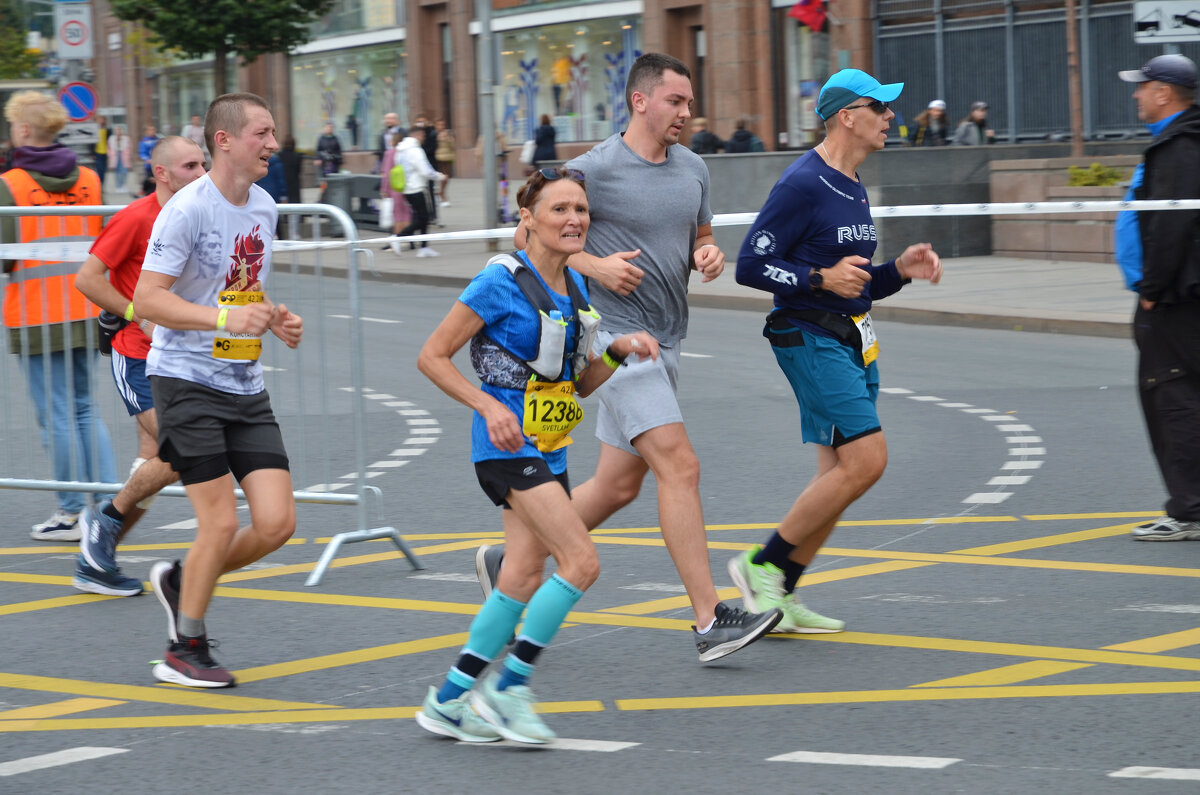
left=809, top=269, right=823, bottom=291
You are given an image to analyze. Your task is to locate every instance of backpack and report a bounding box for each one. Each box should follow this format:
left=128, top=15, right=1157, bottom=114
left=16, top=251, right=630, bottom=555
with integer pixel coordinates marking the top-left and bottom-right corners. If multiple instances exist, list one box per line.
left=389, top=162, right=406, bottom=192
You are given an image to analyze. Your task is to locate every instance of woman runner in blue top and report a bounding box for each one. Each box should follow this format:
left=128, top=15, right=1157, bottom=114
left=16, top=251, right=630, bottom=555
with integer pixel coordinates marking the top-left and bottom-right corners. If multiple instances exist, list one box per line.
left=416, top=167, right=658, bottom=744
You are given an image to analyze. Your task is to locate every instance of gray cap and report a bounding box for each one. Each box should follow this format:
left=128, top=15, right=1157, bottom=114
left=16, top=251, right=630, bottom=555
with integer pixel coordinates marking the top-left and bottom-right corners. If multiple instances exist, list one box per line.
left=1118, top=54, right=1197, bottom=89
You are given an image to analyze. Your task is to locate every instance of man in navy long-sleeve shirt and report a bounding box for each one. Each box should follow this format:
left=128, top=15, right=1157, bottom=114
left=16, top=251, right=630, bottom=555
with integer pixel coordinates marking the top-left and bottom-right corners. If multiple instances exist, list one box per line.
left=728, top=69, right=943, bottom=634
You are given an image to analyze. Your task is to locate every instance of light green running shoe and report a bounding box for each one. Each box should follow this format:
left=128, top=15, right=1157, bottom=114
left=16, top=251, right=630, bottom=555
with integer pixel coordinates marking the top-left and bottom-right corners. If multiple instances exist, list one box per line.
left=728, top=546, right=845, bottom=634
left=414, top=686, right=501, bottom=743
left=472, top=672, right=556, bottom=744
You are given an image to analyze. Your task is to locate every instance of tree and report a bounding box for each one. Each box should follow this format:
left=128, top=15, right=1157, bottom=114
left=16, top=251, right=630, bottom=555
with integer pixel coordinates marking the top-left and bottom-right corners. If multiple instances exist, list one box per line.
left=0, top=0, right=40, bottom=79
left=109, top=0, right=336, bottom=96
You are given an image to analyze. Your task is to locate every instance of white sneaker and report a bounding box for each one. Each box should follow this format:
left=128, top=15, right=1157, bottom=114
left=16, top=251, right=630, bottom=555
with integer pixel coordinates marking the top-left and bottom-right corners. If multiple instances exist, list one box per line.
left=390, top=241, right=403, bottom=255
left=440, top=201, right=451, bottom=208
left=31, top=510, right=81, bottom=541
left=417, top=247, right=440, bottom=258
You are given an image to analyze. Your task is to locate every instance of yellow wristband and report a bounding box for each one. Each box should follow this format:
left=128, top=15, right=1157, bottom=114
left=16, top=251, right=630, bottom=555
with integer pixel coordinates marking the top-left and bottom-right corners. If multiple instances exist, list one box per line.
left=216, top=307, right=229, bottom=331
left=124, top=302, right=135, bottom=321
left=601, top=349, right=623, bottom=370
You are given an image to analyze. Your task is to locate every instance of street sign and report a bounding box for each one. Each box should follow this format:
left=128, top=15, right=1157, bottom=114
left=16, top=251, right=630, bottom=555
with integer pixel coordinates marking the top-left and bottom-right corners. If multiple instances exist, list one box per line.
left=1134, top=1, right=1200, bottom=43
left=58, top=122, right=99, bottom=146
left=54, top=2, right=93, bottom=59
left=58, top=81, right=97, bottom=122
left=97, top=106, right=124, bottom=117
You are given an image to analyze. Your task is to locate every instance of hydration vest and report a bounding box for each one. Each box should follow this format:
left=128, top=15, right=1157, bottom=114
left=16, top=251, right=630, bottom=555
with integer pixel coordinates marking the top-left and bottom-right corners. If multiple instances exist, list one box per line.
left=486, top=252, right=600, bottom=382
left=1, top=167, right=103, bottom=329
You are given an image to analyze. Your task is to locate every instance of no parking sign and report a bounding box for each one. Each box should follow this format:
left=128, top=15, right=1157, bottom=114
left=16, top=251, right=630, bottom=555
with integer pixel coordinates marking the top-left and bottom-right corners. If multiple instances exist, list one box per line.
left=54, top=2, right=94, bottom=60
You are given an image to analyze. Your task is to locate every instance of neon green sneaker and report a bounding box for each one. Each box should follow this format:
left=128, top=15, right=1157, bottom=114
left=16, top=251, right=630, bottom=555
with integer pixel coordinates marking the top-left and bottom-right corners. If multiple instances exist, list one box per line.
left=728, top=546, right=845, bottom=633
left=472, top=672, right=556, bottom=744
left=415, top=686, right=501, bottom=743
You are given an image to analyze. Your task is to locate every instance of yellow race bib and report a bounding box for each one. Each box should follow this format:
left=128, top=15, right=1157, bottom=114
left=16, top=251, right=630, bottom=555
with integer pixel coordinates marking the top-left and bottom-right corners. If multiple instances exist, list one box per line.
left=851, top=312, right=879, bottom=366
left=213, top=290, right=264, bottom=361
left=523, top=379, right=584, bottom=452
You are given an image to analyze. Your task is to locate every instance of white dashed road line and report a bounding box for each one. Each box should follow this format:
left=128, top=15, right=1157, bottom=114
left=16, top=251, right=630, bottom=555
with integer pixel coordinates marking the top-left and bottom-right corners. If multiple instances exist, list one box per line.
left=767, top=750, right=961, bottom=769
left=1109, top=767, right=1200, bottom=781
left=0, top=747, right=129, bottom=777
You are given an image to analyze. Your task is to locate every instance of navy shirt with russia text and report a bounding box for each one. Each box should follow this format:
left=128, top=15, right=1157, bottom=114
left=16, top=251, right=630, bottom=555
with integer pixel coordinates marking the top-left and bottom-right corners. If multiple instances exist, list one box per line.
left=735, top=149, right=907, bottom=338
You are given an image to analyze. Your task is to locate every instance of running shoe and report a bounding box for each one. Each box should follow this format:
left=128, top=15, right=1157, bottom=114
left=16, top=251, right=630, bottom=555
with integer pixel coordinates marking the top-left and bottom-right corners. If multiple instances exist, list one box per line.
left=474, top=544, right=504, bottom=600
left=414, top=686, right=501, bottom=743
left=472, top=672, right=556, bottom=744
left=1131, top=517, right=1200, bottom=541
left=728, top=547, right=844, bottom=633
left=692, top=602, right=782, bottom=663
left=153, top=636, right=236, bottom=688
left=30, top=510, right=80, bottom=542
left=150, top=559, right=182, bottom=642
left=73, top=555, right=144, bottom=597
left=80, top=502, right=122, bottom=573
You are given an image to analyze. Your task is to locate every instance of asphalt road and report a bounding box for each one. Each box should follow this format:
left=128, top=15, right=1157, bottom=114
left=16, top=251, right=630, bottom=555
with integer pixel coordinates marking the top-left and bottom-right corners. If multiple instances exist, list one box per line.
left=2, top=276, right=1196, bottom=794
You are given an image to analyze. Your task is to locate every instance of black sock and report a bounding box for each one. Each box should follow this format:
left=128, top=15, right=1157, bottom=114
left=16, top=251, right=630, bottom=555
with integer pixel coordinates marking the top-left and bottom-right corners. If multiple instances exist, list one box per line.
left=783, top=562, right=806, bottom=594
left=753, top=532, right=796, bottom=571
left=102, top=501, right=124, bottom=523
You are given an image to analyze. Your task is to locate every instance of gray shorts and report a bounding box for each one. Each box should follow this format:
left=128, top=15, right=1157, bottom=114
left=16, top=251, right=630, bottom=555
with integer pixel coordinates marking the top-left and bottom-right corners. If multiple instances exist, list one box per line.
left=593, top=330, right=683, bottom=456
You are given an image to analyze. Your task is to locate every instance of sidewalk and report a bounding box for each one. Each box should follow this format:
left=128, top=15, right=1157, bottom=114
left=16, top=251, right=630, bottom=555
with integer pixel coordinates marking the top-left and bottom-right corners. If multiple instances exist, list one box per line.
left=357, top=178, right=1134, bottom=338
left=105, top=175, right=1134, bottom=339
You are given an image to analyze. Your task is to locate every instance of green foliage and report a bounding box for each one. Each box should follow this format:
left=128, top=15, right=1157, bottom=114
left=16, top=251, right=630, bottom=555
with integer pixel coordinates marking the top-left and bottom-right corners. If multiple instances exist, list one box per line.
left=1066, top=162, right=1129, bottom=187
left=0, top=0, right=40, bottom=79
left=109, top=0, right=336, bottom=66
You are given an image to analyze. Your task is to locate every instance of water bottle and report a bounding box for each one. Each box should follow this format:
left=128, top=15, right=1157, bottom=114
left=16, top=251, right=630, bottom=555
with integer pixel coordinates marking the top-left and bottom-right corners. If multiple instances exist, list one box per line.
left=97, top=310, right=125, bottom=357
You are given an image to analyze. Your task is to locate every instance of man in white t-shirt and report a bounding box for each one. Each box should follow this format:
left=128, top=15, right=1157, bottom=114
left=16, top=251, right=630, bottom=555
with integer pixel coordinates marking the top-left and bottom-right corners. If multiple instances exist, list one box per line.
left=133, top=93, right=304, bottom=689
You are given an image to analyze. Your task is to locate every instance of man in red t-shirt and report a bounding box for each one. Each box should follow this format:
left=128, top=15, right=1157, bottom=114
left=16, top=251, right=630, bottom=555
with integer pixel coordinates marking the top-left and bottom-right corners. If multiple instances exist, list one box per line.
left=73, top=136, right=206, bottom=596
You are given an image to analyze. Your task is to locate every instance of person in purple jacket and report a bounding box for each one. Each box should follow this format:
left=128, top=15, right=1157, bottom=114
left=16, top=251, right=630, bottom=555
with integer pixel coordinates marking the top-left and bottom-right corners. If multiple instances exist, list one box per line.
left=728, top=68, right=942, bottom=634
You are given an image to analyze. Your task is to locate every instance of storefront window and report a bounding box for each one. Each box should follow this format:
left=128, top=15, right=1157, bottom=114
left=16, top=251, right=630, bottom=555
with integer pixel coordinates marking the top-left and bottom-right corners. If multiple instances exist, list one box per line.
left=496, top=17, right=641, bottom=145
left=781, top=15, right=829, bottom=148
left=161, top=69, right=214, bottom=136
left=290, top=43, right=407, bottom=155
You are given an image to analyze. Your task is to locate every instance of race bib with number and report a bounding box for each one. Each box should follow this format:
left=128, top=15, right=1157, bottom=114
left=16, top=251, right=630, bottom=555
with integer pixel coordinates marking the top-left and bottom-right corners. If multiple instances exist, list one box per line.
left=213, top=290, right=264, bottom=361
left=851, top=312, right=879, bottom=366
left=523, top=379, right=584, bottom=453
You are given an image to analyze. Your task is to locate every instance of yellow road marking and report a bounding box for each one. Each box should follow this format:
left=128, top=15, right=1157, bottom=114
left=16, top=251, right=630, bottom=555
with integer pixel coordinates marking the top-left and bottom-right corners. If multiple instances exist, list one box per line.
left=0, top=700, right=606, bottom=733
left=911, top=661, right=1092, bottom=688
left=0, top=673, right=338, bottom=712
left=216, top=539, right=487, bottom=583
left=951, top=523, right=1139, bottom=556
left=1021, top=513, right=1160, bottom=521
left=0, top=698, right=125, bottom=720
left=616, top=680, right=1200, bottom=711
left=235, top=634, right=468, bottom=684
left=0, top=573, right=86, bottom=586
left=312, top=532, right=503, bottom=543
left=0, top=593, right=102, bottom=616
left=1104, top=627, right=1200, bottom=654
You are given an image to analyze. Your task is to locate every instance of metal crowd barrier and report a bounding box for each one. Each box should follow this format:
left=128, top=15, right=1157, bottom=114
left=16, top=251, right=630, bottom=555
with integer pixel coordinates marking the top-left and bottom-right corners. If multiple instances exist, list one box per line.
left=0, top=203, right=422, bottom=586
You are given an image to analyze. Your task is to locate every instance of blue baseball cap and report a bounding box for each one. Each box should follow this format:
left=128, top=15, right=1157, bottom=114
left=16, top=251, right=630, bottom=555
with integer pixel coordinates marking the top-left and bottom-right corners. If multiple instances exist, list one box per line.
left=1118, top=54, right=1197, bottom=90
left=816, top=69, right=904, bottom=120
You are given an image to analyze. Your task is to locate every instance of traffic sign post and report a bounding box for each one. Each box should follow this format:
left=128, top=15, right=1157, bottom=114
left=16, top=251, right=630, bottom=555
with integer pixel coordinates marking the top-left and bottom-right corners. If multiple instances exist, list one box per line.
left=58, top=82, right=97, bottom=122
left=1134, top=1, right=1200, bottom=44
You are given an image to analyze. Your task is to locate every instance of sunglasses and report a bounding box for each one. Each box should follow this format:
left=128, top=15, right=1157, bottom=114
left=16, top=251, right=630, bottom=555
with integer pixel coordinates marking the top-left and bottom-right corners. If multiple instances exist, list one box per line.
left=532, top=167, right=586, bottom=183
left=842, top=100, right=890, bottom=114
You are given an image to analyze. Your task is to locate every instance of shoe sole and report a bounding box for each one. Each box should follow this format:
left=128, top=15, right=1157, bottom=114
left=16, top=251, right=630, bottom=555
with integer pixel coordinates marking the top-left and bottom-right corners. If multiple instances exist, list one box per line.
left=30, top=528, right=81, bottom=542
left=414, top=711, right=501, bottom=743
left=726, top=555, right=763, bottom=613
left=774, top=620, right=845, bottom=634
left=475, top=545, right=495, bottom=601
left=697, top=608, right=783, bottom=663
left=1132, top=530, right=1200, bottom=541
left=471, top=699, right=553, bottom=745
left=152, top=662, right=236, bottom=689
left=73, top=575, right=143, bottom=597
left=150, top=561, right=180, bottom=642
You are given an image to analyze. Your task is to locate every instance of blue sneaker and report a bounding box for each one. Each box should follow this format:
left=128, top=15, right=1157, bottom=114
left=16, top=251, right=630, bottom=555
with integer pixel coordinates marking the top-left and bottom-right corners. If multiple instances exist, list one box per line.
left=79, top=503, right=122, bottom=573
left=73, top=555, right=143, bottom=597
left=414, top=686, right=501, bottom=743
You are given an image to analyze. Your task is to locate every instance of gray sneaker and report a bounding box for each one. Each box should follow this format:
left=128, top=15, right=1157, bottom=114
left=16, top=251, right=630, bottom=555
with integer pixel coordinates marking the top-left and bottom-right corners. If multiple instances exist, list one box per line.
left=80, top=502, right=123, bottom=573
left=475, top=544, right=504, bottom=600
left=1131, top=517, right=1200, bottom=541
left=693, top=602, right=782, bottom=662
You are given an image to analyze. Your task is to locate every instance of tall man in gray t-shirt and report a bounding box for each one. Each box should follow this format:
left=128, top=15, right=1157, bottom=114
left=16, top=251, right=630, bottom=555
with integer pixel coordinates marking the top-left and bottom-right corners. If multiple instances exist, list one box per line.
left=484, top=53, right=780, bottom=662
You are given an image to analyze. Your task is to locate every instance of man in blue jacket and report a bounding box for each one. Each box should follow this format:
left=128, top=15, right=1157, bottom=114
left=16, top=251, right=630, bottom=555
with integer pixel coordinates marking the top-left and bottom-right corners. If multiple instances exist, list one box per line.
left=1115, top=54, right=1200, bottom=541
left=728, top=68, right=942, bottom=632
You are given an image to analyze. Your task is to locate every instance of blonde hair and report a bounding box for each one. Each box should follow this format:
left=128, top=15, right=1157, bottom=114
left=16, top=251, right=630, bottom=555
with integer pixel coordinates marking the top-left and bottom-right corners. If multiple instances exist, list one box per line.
left=4, top=91, right=68, bottom=143
left=204, top=92, right=271, bottom=156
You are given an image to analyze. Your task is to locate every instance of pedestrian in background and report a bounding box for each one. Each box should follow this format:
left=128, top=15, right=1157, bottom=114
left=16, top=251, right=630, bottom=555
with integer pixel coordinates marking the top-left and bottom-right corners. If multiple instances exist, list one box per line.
left=378, top=126, right=411, bottom=250
left=395, top=126, right=443, bottom=257
left=415, top=114, right=440, bottom=227
left=277, top=134, right=303, bottom=205
left=906, top=99, right=950, bottom=146
left=315, top=122, right=343, bottom=176
left=724, top=118, right=765, bottom=152
left=180, top=114, right=208, bottom=162
left=731, top=68, right=942, bottom=633
left=91, top=115, right=110, bottom=194
left=1, top=90, right=118, bottom=542
left=434, top=118, right=455, bottom=207
left=1114, top=54, right=1200, bottom=542
left=110, top=124, right=131, bottom=193
left=689, top=116, right=723, bottom=154
left=376, top=112, right=403, bottom=172
left=953, top=101, right=995, bottom=145
left=138, top=125, right=159, bottom=178
left=532, top=113, right=557, bottom=169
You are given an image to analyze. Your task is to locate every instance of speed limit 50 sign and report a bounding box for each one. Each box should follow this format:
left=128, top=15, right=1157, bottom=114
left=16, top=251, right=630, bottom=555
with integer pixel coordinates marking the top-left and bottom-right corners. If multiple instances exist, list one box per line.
left=54, top=2, right=94, bottom=60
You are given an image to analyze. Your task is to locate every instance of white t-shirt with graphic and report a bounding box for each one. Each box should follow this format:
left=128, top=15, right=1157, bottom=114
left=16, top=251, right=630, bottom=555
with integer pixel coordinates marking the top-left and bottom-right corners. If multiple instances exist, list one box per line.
left=142, top=174, right=277, bottom=395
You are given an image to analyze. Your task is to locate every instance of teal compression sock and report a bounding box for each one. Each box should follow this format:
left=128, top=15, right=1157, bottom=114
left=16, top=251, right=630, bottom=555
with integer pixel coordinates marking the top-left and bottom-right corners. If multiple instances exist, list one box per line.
left=495, top=574, right=583, bottom=691
left=464, top=588, right=526, bottom=662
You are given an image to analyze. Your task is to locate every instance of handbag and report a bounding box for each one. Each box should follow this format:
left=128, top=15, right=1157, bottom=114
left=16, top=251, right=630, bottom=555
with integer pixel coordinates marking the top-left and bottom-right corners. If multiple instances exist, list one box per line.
left=519, top=139, right=536, bottom=165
